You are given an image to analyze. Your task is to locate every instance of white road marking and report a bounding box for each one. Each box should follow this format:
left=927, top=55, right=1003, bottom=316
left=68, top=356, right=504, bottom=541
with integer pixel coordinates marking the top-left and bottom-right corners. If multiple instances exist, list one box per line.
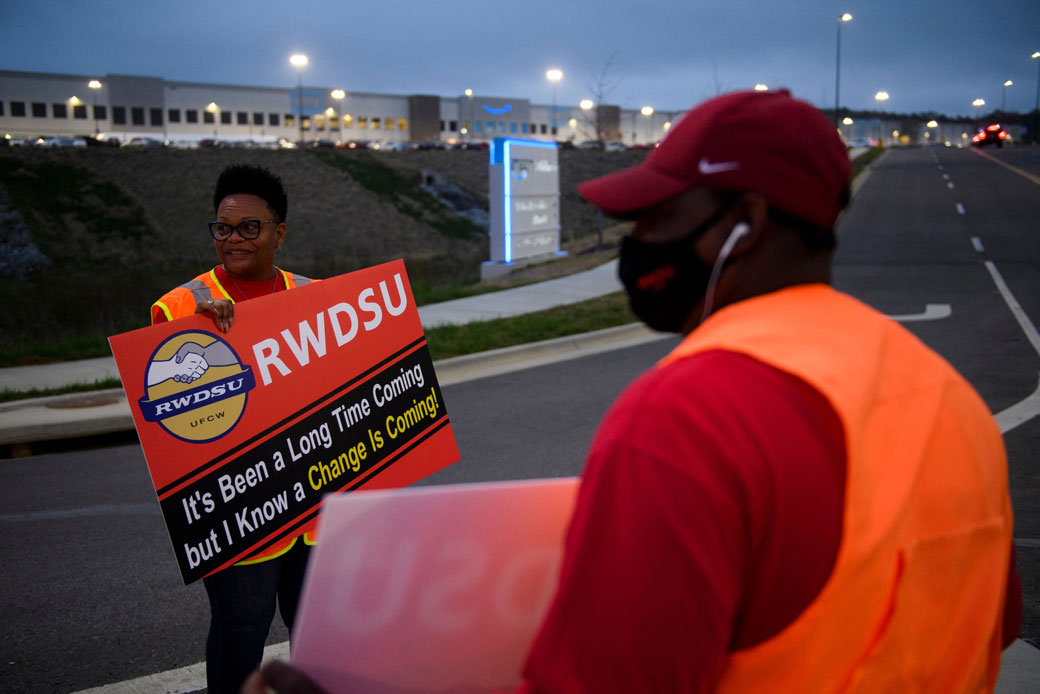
left=984, top=260, right=1040, bottom=433
left=886, top=304, right=952, bottom=322
left=957, top=203, right=966, bottom=215
left=71, top=642, right=289, bottom=693
left=1015, top=538, right=1040, bottom=548
left=943, top=173, right=950, bottom=180
left=972, top=237, right=985, bottom=252
left=947, top=182, right=955, bottom=189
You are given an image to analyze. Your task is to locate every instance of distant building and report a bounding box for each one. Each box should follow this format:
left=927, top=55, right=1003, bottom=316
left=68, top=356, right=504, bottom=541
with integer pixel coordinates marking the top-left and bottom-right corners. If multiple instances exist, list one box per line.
left=0, top=70, right=681, bottom=146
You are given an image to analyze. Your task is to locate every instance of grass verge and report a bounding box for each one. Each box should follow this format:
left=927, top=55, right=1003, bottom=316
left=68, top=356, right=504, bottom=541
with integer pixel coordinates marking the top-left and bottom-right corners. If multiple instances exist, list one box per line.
left=425, top=292, right=634, bottom=361
left=851, top=146, right=884, bottom=179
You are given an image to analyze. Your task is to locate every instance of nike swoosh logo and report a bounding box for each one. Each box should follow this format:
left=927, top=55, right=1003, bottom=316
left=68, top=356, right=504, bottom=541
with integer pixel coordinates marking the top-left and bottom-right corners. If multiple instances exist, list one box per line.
left=698, top=158, right=740, bottom=175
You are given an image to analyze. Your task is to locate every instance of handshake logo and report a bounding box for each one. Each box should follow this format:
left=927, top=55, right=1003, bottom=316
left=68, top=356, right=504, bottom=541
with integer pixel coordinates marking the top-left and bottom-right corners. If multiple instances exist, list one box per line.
left=138, top=331, right=256, bottom=443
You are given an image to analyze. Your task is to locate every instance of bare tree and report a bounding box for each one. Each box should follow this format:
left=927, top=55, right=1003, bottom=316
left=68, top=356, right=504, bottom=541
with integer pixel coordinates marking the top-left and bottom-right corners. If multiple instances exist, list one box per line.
left=579, top=52, right=625, bottom=143
left=710, top=61, right=730, bottom=97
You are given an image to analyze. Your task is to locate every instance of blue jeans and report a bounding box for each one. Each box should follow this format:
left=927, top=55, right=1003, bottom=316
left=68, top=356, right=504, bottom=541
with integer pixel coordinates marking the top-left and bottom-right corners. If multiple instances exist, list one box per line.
left=202, top=539, right=311, bottom=694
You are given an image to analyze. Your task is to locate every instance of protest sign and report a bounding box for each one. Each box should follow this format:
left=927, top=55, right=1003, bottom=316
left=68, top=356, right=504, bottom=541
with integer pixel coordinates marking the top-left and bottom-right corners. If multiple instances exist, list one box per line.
left=292, top=478, right=580, bottom=693
left=109, top=260, right=459, bottom=584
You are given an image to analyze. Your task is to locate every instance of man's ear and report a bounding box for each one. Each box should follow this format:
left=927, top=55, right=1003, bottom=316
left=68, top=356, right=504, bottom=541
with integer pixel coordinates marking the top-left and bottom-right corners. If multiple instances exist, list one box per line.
left=696, top=192, right=768, bottom=260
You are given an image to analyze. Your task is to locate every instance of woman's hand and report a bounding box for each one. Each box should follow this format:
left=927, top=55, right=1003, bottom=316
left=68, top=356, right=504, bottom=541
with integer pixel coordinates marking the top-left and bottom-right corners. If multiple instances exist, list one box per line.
left=241, top=661, right=328, bottom=694
left=195, top=298, right=234, bottom=332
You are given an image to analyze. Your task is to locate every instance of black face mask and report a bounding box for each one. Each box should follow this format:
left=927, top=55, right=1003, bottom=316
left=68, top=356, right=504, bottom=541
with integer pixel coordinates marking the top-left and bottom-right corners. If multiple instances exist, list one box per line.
left=618, top=202, right=735, bottom=333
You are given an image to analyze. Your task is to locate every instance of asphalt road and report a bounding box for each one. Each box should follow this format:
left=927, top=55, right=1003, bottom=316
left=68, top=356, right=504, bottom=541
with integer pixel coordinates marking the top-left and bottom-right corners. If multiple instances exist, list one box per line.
left=2, top=144, right=1039, bottom=692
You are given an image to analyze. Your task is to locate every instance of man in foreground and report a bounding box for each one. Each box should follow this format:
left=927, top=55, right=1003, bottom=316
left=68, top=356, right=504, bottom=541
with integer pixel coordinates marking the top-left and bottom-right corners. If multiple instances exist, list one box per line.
left=245, top=89, right=1021, bottom=693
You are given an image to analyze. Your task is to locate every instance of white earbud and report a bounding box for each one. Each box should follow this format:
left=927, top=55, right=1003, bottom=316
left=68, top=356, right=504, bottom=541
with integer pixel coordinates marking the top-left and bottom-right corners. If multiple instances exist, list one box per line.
left=700, top=222, right=751, bottom=324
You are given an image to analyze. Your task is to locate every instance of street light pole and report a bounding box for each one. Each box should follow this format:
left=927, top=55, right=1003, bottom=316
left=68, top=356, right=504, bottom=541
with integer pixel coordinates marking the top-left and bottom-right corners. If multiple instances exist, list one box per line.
left=1032, top=52, right=1040, bottom=144
left=290, top=53, right=309, bottom=146
left=874, top=91, right=889, bottom=146
left=88, top=80, right=102, bottom=136
left=834, top=13, right=852, bottom=128
left=546, top=68, right=562, bottom=139
left=641, top=106, right=654, bottom=145
left=331, top=89, right=346, bottom=145
left=464, top=89, right=473, bottom=142
left=206, top=102, right=219, bottom=138
left=1002, top=80, right=1013, bottom=113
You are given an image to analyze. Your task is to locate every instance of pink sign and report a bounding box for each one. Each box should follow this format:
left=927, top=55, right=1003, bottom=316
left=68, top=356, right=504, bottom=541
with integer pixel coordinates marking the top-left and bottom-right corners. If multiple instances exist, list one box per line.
left=292, top=478, right=580, bottom=693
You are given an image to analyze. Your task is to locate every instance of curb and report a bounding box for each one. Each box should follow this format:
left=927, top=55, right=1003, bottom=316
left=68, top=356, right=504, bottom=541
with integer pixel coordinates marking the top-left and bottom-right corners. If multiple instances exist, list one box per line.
left=0, top=322, right=668, bottom=449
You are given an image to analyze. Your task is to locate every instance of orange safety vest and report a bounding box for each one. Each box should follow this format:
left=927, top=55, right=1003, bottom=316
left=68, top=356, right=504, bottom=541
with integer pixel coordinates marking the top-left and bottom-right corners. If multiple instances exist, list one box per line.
left=659, top=284, right=1013, bottom=693
left=151, top=266, right=318, bottom=564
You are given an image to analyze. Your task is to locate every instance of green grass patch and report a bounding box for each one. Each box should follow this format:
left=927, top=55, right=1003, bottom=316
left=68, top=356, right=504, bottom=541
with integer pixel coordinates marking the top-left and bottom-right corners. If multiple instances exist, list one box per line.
left=0, top=157, right=150, bottom=262
left=851, top=146, right=884, bottom=180
left=424, top=291, right=635, bottom=361
left=0, top=378, right=123, bottom=404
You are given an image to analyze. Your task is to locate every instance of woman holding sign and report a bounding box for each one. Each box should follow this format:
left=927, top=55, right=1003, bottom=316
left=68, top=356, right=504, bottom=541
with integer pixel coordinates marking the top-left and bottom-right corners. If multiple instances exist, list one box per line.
left=151, top=164, right=317, bottom=694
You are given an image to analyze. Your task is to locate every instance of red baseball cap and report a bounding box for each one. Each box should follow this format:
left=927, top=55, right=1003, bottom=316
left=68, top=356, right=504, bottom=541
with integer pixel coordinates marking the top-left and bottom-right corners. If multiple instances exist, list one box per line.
left=578, top=89, right=851, bottom=228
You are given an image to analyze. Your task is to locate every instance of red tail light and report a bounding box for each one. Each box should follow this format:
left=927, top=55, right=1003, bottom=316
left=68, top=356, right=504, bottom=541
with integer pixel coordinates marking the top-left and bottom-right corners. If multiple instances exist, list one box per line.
left=986, top=124, right=1001, bottom=131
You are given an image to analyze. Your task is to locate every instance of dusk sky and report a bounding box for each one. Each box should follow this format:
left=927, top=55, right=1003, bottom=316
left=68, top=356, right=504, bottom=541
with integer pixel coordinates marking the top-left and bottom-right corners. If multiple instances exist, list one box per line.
left=2, top=0, right=1038, bottom=118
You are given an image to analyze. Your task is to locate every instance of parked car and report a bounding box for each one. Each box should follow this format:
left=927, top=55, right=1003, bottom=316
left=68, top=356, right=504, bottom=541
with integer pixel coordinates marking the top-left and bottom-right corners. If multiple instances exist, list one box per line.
left=604, top=141, right=627, bottom=152
left=123, top=137, right=164, bottom=148
left=972, top=124, right=1007, bottom=148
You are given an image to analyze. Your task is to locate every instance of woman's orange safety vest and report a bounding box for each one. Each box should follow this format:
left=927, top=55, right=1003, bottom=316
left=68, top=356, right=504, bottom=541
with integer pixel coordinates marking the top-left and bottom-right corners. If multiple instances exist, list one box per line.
left=659, top=284, right=1013, bottom=693
left=151, top=266, right=318, bottom=564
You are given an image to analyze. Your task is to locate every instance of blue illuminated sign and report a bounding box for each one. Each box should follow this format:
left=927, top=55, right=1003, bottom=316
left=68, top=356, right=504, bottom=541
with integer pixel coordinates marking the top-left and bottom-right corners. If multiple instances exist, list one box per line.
left=289, top=88, right=326, bottom=117
left=483, top=104, right=512, bottom=115
left=490, top=138, right=558, bottom=263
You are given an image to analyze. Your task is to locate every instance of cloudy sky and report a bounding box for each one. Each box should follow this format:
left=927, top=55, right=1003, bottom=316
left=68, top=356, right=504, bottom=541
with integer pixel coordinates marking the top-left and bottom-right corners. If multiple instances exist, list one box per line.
left=2, top=0, right=1037, bottom=118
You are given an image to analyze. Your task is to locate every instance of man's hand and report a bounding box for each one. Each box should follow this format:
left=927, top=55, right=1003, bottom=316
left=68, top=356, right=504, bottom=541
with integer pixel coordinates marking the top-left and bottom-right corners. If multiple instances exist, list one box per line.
left=196, top=297, right=234, bottom=332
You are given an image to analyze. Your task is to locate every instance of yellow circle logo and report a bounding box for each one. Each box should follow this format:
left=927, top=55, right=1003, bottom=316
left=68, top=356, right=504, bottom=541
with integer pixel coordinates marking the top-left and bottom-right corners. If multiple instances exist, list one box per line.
left=138, top=330, right=256, bottom=443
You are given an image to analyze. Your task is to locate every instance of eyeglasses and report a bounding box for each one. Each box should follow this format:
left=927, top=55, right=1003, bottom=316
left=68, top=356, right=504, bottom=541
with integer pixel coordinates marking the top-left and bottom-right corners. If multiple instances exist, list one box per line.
left=208, top=220, right=279, bottom=241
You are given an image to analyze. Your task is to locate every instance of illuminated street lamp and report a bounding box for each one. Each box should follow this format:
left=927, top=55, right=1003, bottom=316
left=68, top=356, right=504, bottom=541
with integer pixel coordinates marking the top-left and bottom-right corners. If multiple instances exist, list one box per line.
left=546, top=68, right=563, bottom=137
left=88, top=79, right=102, bottom=135
left=1002, top=80, right=1013, bottom=112
left=753, top=83, right=768, bottom=92
left=290, top=53, right=309, bottom=145
left=206, top=102, right=219, bottom=137
left=842, top=117, right=854, bottom=125
left=834, top=12, right=853, bottom=127
left=641, top=105, right=654, bottom=144
left=331, top=89, right=346, bottom=144
left=579, top=99, right=594, bottom=110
